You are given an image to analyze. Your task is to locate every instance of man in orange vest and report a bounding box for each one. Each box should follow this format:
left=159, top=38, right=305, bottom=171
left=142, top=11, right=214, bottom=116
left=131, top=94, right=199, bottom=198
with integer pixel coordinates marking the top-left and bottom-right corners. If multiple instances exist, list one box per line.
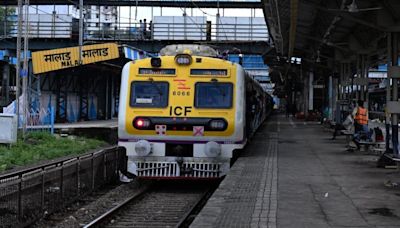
left=352, top=100, right=368, bottom=134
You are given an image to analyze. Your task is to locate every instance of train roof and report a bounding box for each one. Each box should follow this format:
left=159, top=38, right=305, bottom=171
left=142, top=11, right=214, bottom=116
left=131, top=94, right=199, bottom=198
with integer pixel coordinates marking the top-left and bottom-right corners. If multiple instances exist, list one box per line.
left=159, top=44, right=218, bottom=57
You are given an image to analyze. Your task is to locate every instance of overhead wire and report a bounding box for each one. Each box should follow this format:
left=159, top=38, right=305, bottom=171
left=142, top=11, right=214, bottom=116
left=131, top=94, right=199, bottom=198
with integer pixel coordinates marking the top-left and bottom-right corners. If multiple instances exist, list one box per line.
left=188, top=0, right=235, bottom=40
left=28, top=5, right=71, bottom=22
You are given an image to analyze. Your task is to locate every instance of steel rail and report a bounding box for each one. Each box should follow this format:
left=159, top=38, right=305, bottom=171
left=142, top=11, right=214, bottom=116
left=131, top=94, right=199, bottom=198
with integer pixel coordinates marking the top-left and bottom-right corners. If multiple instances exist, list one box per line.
left=174, top=185, right=216, bottom=228
left=83, top=182, right=216, bottom=228
left=83, top=183, right=153, bottom=228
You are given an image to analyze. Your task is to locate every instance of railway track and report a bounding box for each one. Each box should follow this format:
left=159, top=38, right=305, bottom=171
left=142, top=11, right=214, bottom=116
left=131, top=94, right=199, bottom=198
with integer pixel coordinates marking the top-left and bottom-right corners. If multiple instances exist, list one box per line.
left=83, top=181, right=218, bottom=228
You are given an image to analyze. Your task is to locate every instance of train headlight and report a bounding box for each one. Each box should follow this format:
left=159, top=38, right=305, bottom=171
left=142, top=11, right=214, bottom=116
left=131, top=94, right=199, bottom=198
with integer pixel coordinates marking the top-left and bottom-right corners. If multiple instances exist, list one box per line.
left=135, top=140, right=151, bottom=156
left=208, top=119, right=227, bottom=131
left=175, top=54, right=192, bottom=65
left=205, top=141, right=221, bottom=157
left=133, top=117, right=152, bottom=130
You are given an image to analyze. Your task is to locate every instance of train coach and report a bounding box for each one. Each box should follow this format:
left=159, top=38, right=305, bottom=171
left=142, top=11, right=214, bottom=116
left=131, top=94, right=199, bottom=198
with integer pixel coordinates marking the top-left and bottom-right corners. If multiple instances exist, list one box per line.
left=118, top=44, right=273, bottom=179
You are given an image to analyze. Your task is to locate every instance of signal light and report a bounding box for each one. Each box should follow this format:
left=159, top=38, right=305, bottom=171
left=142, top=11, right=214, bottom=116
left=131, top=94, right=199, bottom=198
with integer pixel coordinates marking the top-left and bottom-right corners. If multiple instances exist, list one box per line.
left=133, top=118, right=151, bottom=129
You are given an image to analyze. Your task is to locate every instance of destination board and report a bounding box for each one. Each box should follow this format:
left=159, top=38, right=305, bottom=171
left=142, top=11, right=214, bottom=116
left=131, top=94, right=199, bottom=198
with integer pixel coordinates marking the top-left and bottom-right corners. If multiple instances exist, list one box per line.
left=32, top=43, right=119, bottom=74
left=190, top=69, right=228, bottom=76
left=138, top=68, right=176, bottom=75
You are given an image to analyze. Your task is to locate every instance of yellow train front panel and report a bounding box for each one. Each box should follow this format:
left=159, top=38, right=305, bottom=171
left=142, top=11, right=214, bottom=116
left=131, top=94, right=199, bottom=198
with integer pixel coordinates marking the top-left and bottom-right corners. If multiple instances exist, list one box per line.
left=122, top=55, right=243, bottom=141
left=118, top=52, right=248, bottom=178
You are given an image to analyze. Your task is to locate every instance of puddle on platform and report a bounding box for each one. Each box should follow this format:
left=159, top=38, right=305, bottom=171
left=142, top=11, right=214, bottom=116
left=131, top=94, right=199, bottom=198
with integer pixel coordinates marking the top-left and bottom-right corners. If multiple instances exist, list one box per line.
left=368, top=208, right=397, bottom=217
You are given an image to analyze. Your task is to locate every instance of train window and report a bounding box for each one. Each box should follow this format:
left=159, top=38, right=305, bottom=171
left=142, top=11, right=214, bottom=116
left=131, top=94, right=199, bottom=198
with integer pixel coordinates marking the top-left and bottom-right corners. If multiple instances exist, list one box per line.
left=130, top=81, right=169, bottom=108
left=194, top=82, right=233, bottom=109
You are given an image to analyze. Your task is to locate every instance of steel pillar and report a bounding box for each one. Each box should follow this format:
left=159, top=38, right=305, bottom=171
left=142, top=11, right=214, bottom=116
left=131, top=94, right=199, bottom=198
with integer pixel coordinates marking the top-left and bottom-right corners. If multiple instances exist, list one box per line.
left=1, top=62, right=10, bottom=106
left=28, top=61, right=40, bottom=113
left=389, top=32, right=399, bottom=157
left=386, top=34, right=392, bottom=153
left=329, top=74, right=333, bottom=120
left=56, top=76, right=68, bottom=122
left=308, top=71, right=314, bottom=111
left=360, top=55, right=365, bottom=101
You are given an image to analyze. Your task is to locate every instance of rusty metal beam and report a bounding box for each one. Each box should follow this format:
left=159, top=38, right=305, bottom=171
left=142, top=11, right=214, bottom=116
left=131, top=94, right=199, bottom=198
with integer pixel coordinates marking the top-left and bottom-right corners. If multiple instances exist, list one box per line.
left=288, top=0, right=298, bottom=58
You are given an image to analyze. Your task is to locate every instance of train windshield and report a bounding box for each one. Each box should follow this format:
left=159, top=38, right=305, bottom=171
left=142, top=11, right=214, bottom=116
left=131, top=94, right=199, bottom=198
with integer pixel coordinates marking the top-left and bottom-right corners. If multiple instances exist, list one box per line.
left=195, top=82, right=233, bottom=108
left=130, top=81, right=169, bottom=107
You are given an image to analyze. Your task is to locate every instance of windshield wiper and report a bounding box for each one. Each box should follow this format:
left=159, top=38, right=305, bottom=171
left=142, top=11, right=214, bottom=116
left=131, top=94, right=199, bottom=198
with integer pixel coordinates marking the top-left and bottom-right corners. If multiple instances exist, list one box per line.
left=150, top=82, right=163, bottom=96
left=211, top=83, right=226, bottom=97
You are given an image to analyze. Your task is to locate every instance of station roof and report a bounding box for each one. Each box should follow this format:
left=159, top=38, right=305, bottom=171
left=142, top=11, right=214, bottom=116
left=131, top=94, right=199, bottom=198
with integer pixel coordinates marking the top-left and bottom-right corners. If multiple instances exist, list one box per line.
left=262, top=0, right=400, bottom=68
left=2, top=0, right=262, bottom=8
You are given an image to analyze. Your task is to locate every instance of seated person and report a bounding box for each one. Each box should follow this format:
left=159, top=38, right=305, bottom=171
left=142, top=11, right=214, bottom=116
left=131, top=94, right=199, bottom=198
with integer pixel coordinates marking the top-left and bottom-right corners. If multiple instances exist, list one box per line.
left=332, top=114, right=353, bottom=140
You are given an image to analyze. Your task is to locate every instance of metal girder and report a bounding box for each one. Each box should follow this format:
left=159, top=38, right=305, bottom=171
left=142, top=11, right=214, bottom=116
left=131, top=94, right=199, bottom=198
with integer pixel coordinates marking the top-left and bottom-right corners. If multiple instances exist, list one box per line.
left=0, top=39, right=270, bottom=55
left=288, top=0, right=299, bottom=59
left=1, top=0, right=262, bottom=8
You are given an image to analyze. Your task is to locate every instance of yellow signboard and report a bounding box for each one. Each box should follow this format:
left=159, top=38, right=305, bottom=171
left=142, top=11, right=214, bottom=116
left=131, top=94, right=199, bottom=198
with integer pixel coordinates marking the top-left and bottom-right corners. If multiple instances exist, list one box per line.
left=32, top=43, right=119, bottom=74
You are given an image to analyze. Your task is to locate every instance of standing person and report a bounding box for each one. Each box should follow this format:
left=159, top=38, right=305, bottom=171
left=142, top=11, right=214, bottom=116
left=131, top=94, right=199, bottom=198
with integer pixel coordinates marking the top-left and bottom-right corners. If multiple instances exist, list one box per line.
left=139, top=19, right=144, bottom=39
left=148, top=20, right=152, bottom=39
left=353, top=100, right=368, bottom=134
left=143, top=19, right=147, bottom=38
left=285, top=102, right=290, bottom=118
left=291, top=103, right=297, bottom=117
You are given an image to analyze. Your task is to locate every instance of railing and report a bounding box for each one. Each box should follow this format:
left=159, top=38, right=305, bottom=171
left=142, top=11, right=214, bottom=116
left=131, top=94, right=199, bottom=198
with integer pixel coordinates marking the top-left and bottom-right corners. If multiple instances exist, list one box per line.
left=0, top=146, right=124, bottom=228
left=26, top=107, right=55, bottom=134
left=0, top=20, right=269, bottom=42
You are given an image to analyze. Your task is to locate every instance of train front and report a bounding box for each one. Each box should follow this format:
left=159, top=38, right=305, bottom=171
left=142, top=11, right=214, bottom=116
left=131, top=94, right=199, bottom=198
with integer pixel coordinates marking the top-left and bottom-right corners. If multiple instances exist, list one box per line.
left=118, top=45, right=245, bottom=179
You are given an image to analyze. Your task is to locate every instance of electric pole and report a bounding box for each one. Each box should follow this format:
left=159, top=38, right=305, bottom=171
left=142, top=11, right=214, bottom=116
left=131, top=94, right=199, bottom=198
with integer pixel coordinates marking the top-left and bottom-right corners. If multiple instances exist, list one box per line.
left=79, top=0, right=83, bottom=64
left=16, top=0, right=23, bottom=134
left=22, top=0, right=30, bottom=137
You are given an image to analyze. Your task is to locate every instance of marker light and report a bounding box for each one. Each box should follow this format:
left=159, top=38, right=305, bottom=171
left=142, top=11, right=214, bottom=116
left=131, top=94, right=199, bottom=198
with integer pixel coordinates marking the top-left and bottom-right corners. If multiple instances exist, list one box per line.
left=209, top=119, right=227, bottom=130
left=133, top=118, right=151, bottom=129
left=175, top=54, right=192, bottom=65
left=135, top=140, right=151, bottom=156
left=205, top=141, right=221, bottom=157
left=151, top=57, right=162, bottom=67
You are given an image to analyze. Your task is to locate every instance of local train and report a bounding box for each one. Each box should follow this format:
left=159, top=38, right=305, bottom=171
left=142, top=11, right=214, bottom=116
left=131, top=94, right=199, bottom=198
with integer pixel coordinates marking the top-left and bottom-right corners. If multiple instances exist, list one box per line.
left=118, top=44, right=273, bottom=179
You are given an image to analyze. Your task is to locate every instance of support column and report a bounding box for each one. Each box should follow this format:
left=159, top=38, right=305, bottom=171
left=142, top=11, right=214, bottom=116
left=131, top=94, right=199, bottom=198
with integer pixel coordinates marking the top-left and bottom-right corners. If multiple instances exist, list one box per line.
left=350, top=63, right=354, bottom=102
left=389, top=32, right=399, bottom=157
left=304, top=71, right=309, bottom=117
left=328, top=73, right=333, bottom=120
left=364, top=56, right=370, bottom=109
left=1, top=62, right=10, bottom=106
left=386, top=34, right=392, bottom=153
left=360, top=55, right=365, bottom=101
left=308, top=71, right=314, bottom=111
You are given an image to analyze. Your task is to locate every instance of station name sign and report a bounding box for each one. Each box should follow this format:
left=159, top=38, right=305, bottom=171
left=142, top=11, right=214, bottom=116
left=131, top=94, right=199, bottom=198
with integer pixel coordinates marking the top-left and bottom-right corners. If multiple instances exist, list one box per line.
left=32, top=43, right=119, bottom=74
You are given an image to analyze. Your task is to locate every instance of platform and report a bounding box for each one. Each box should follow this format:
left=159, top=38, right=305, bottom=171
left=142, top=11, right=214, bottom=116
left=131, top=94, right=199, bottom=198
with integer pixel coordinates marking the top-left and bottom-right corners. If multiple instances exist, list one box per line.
left=191, top=115, right=400, bottom=228
left=54, top=119, right=118, bottom=130
left=55, top=119, right=118, bottom=143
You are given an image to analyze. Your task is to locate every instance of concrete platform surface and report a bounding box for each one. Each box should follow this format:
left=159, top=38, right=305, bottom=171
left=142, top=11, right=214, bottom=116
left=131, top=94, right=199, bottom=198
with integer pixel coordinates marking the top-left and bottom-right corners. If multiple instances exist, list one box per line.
left=191, top=115, right=400, bottom=228
left=54, top=119, right=118, bottom=129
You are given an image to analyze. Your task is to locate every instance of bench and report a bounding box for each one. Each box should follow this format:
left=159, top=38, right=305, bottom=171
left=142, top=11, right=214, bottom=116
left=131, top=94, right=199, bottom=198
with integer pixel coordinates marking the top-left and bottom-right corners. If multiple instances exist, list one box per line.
left=340, top=130, right=353, bottom=143
left=354, top=139, right=385, bottom=154
left=322, top=120, right=336, bottom=132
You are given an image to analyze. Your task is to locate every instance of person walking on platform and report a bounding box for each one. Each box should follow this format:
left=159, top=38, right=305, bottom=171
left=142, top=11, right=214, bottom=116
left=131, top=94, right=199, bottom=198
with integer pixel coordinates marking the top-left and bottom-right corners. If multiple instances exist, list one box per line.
left=353, top=100, right=368, bottom=134
left=285, top=102, right=290, bottom=118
